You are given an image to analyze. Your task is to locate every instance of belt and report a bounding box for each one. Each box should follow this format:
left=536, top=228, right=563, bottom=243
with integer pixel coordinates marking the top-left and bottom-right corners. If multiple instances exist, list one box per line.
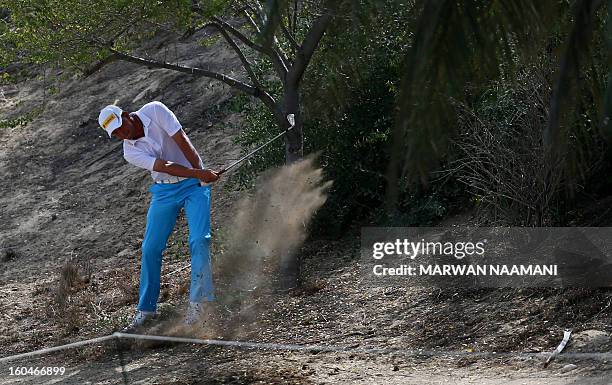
left=155, top=176, right=188, bottom=184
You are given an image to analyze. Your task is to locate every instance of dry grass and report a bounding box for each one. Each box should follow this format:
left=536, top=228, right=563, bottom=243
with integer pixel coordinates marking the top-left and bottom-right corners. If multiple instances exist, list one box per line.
left=52, top=257, right=95, bottom=334
left=55, top=259, right=80, bottom=308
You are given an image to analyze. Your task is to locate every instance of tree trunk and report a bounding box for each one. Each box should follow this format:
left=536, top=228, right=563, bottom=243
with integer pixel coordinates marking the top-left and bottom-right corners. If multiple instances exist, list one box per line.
left=281, top=86, right=303, bottom=164
left=277, top=87, right=303, bottom=290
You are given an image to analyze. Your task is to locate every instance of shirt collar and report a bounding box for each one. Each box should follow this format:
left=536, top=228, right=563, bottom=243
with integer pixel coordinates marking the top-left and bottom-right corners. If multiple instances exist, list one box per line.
left=125, top=111, right=151, bottom=145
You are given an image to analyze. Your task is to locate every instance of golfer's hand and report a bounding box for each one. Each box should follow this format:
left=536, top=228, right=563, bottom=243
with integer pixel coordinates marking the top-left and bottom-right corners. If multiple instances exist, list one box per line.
left=198, top=169, right=220, bottom=183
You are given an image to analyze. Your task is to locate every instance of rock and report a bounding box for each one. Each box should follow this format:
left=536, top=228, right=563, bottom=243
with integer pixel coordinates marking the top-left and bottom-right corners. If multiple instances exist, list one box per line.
left=560, top=364, right=577, bottom=373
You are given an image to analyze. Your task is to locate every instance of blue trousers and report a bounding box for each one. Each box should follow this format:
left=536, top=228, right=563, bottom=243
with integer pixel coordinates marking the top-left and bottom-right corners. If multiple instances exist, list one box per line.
left=137, top=178, right=215, bottom=312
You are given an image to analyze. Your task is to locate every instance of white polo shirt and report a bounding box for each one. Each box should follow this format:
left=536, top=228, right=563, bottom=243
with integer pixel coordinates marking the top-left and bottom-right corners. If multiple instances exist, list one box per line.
left=122, top=101, right=203, bottom=181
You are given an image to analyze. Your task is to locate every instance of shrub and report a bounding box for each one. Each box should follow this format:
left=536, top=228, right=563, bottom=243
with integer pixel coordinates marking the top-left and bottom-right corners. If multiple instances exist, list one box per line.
left=449, top=67, right=604, bottom=226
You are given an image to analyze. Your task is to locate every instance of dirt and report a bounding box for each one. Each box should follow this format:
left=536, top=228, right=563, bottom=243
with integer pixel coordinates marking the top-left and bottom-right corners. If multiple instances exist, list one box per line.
left=0, top=27, right=611, bottom=384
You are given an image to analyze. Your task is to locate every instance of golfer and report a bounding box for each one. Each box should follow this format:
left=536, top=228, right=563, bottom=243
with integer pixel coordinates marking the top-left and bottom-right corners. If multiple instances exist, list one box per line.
left=98, top=101, right=219, bottom=332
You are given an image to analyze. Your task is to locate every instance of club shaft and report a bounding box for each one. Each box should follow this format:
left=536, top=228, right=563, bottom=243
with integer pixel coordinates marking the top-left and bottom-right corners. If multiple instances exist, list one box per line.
left=218, top=126, right=294, bottom=175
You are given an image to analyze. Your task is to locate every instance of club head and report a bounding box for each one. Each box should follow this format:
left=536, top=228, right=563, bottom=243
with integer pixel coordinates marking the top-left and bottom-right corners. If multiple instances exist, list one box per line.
left=287, top=114, right=295, bottom=128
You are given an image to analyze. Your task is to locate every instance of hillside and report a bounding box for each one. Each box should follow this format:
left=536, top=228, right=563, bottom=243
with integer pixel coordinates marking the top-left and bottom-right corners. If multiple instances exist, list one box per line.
left=0, top=29, right=246, bottom=354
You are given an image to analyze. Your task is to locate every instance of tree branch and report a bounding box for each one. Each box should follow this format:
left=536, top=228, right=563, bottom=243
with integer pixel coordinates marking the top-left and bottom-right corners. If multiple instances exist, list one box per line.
left=279, top=19, right=300, bottom=52
left=188, top=10, right=287, bottom=81
left=240, top=9, right=289, bottom=80
left=245, top=1, right=266, bottom=26
left=211, top=16, right=265, bottom=53
left=243, top=8, right=262, bottom=33
left=271, top=45, right=291, bottom=76
left=83, top=53, right=119, bottom=77
left=208, top=21, right=265, bottom=90
left=292, top=0, right=298, bottom=35
left=240, top=0, right=291, bottom=64
left=110, top=48, right=278, bottom=110
left=266, top=30, right=292, bottom=73
left=109, top=48, right=255, bottom=94
left=287, top=12, right=332, bottom=87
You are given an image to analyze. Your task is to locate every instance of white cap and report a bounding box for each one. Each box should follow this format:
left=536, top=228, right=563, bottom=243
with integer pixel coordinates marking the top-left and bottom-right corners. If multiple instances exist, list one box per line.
left=98, top=105, right=123, bottom=137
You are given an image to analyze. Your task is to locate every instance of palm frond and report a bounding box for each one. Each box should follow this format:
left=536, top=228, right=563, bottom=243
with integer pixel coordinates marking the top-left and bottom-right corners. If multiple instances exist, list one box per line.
left=386, top=0, right=605, bottom=209
left=601, top=0, right=612, bottom=140
left=545, top=0, right=604, bottom=155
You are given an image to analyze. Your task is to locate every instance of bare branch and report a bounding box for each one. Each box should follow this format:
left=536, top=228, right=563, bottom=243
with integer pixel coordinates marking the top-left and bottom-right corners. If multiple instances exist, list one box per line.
left=240, top=9, right=289, bottom=80
left=112, top=48, right=278, bottom=110
left=190, top=4, right=264, bottom=55
left=211, top=17, right=265, bottom=53
left=109, top=48, right=257, bottom=95
left=208, top=21, right=265, bottom=91
left=287, top=12, right=332, bottom=87
left=292, top=0, right=298, bottom=35
left=241, top=0, right=293, bottom=68
left=271, top=46, right=290, bottom=76
left=83, top=53, right=119, bottom=77
left=279, top=19, right=299, bottom=52
left=263, top=27, right=292, bottom=70
left=243, top=9, right=262, bottom=33
left=245, top=1, right=266, bottom=26
left=189, top=9, right=287, bottom=80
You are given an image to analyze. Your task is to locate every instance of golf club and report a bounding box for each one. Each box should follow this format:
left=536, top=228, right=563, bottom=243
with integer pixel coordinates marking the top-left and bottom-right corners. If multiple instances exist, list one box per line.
left=217, top=114, right=296, bottom=175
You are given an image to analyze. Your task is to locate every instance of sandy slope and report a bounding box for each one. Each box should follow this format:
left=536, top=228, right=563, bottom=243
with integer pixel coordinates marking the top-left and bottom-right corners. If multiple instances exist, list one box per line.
left=0, top=29, right=245, bottom=355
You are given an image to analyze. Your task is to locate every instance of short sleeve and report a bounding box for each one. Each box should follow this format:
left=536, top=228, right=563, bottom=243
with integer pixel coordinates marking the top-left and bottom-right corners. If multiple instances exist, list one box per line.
left=153, top=101, right=182, bottom=136
left=124, top=148, right=156, bottom=171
